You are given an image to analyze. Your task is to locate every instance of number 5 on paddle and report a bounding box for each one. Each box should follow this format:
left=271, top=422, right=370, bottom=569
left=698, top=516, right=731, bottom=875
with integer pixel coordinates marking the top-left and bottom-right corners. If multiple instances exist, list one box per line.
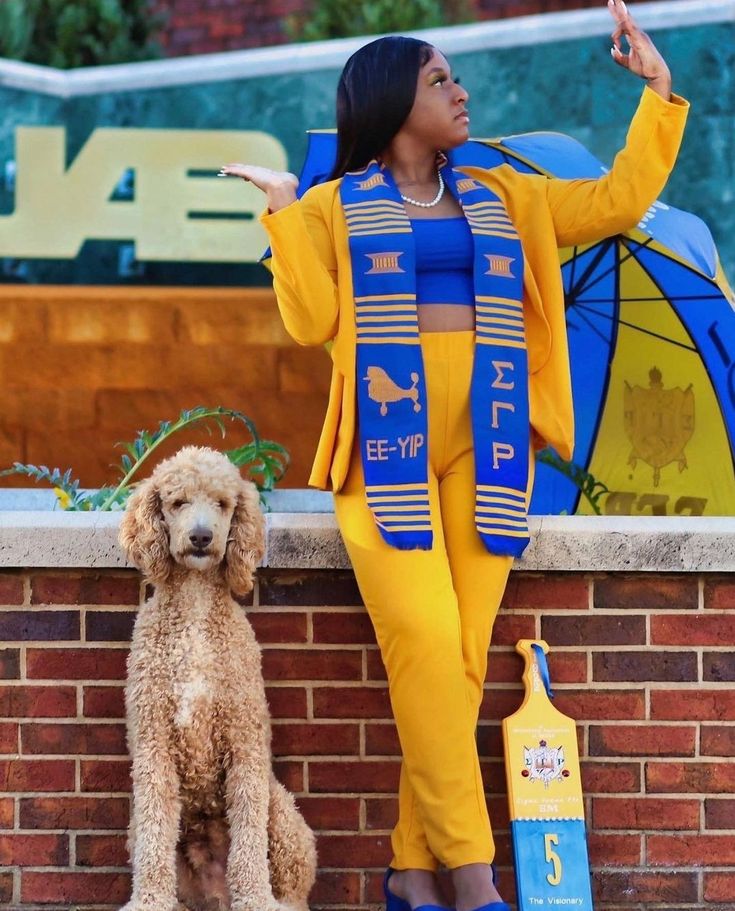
left=502, top=639, right=594, bottom=910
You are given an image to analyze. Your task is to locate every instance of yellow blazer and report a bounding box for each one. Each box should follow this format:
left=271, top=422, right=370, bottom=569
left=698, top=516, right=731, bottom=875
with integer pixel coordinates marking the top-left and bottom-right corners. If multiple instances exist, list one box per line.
left=261, top=86, right=689, bottom=492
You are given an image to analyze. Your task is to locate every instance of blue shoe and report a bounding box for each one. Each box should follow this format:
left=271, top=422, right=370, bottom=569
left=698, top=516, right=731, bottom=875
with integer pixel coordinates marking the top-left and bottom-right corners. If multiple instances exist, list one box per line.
left=384, top=868, right=454, bottom=911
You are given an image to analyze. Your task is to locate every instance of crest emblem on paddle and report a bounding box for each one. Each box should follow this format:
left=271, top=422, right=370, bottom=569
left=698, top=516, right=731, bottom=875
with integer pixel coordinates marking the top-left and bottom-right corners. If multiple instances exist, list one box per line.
left=624, top=366, right=694, bottom=487
left=363, top=367, right=422, bottom=416
left=522, top=740, right=567, bottom=789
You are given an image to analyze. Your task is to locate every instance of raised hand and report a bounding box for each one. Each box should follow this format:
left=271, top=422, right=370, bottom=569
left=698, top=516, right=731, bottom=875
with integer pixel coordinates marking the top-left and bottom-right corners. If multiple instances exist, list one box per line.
left=218, top=163, right=298, bottom=213
left=607, top=0, right=672, bottom=99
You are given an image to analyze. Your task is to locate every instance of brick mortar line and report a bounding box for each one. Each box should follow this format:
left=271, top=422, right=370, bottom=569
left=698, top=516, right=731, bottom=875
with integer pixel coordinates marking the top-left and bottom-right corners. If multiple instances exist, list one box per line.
left=5, top=718, right=126, bottom=723
left=273, top=720, right=363, bottom=725
left=248, top=605, right=372, bottom=613
left=2, top=828, right=129, bottom=834
left=0, top=607, right=88, bottom=613
left=19, top=645, right=26, bottom=685
left=2, top=790, right=131, bottom=796
left=1, top=864, right=130, bottom=872
left=10, top=680, right=128, bottom=685
left=486, top=680, right=731, bottom=688
left=11, top=867, right=19, bottom=908
left=1, top=605, right=136, bottom=612
left=256, top=606, right=368, bottom=613
left=16, top=643, right=130, bottom=649
left=301, top=760, right=308, bottom=796
left=594, top=826, right=720, bottom=833
left=541, top=607, right=730, bottom=614
left=10, top=754, right=130, bottom=761
left=261, top=644, right=368, bottom=650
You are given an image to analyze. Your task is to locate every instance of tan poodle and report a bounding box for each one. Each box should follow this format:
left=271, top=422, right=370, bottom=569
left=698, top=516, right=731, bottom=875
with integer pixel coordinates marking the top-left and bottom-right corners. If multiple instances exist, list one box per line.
left=118, top=446, right=316, bottom=911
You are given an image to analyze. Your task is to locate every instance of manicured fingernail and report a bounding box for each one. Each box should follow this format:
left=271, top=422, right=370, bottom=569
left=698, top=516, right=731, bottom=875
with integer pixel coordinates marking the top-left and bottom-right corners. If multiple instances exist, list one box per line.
left=621, top=0, right=628, bottom=11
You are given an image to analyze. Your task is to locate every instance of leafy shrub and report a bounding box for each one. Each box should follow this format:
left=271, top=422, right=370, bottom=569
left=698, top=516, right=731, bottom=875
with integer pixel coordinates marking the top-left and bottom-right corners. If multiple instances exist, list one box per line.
left=0, top=0, right=165, bottom=68
left=287, top=0, right=472, bottom=42
left=0, top=407, right=289, bottom=510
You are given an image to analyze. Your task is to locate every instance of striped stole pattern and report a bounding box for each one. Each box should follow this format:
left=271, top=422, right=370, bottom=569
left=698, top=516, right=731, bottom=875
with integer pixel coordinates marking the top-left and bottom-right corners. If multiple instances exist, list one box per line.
left=341, top=160, right=531, bottom=556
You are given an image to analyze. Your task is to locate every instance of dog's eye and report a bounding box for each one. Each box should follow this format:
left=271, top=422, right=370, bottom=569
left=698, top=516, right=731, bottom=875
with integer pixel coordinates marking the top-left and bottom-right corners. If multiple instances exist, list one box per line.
left=218, top=500, right=229, bottom=510
left=172, top=499, right=187, bottom=509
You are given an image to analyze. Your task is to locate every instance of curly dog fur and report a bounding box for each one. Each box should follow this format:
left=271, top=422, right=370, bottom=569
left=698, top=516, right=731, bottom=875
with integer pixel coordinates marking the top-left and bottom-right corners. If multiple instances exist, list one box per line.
left=118, top=446, right=316, bottom=911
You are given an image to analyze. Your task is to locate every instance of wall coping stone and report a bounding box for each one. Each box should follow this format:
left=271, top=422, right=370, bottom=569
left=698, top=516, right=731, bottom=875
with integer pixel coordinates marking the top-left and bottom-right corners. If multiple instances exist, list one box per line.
left=0, top=506, right=733, bottom=572
left=0, top=0, right=730, bottom=97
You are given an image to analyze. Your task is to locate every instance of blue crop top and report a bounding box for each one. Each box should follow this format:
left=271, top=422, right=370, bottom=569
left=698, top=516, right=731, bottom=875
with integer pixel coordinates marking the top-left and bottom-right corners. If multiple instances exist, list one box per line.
left=411, top=216, right=474, bottom=307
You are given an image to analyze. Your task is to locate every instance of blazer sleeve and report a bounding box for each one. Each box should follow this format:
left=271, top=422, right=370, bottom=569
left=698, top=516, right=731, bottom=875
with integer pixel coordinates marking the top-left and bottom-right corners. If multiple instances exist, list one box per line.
left=259, top=185, right=340, bottom=346
left=546, top=85, right=689, bottom=248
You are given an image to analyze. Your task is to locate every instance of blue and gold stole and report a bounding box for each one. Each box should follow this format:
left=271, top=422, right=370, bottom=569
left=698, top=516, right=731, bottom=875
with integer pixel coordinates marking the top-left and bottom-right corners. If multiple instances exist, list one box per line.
left=341, top=160, right=531, bottom=557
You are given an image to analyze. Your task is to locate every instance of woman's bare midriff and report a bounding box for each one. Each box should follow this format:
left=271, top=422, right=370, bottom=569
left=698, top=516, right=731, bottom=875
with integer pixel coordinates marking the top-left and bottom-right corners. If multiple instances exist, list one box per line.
left=417, top=303, right=475, bottom=332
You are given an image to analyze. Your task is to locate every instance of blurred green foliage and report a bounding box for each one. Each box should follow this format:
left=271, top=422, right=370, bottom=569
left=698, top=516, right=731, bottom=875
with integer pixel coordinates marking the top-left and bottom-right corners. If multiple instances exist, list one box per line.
left=0, top=0, right=165, bottom=68
left=286, top=0, right=473, bottom=42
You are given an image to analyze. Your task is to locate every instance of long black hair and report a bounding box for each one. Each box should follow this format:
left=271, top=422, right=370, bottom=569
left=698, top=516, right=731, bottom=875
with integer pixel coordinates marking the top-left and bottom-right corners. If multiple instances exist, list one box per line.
left=329, top=36, right=434, bottom=181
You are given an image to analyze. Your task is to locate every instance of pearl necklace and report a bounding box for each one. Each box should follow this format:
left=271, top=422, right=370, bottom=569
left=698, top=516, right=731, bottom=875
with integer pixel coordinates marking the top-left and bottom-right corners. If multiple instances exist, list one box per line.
left=399, top=170, right=445, bottom=208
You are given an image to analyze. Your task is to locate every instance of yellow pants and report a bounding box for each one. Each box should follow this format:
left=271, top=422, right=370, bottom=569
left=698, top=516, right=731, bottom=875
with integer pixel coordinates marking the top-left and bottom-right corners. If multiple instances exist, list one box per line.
left=334, top=331, right=535, bottom=870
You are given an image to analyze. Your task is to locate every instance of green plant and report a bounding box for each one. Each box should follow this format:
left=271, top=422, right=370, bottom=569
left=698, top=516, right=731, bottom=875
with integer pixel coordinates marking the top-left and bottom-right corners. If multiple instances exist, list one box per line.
left=286, top=0, right=471, bottom=42
left=0, top=406, right=289, bottom=511
left=0, top=0, right=165, bottom=68
left=536, top=448, right=610, bottom=516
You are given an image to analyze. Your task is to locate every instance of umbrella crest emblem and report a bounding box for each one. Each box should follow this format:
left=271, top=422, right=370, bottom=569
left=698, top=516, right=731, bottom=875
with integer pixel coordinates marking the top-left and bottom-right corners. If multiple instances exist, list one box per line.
left=624, top=367, right=695, bottom=487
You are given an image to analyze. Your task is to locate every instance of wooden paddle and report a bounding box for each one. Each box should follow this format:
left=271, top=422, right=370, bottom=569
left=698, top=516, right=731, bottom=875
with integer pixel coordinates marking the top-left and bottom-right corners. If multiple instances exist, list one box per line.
left=502, top=639, right=594, bottom=910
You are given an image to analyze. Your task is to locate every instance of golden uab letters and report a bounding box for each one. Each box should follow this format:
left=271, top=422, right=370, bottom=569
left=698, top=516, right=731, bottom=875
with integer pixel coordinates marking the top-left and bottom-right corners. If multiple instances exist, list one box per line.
left=363, top=367, right=421, bottom=416
left=624, top=366, right=694, bottom=487
left=0, top=126, right=287, bottom=262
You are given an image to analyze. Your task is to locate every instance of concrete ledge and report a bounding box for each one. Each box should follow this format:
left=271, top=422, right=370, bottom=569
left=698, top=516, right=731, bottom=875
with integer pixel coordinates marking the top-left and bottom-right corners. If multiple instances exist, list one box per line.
left=0, top=0, right=730, bottom=96
left=1, top=508, right=733, bottom=572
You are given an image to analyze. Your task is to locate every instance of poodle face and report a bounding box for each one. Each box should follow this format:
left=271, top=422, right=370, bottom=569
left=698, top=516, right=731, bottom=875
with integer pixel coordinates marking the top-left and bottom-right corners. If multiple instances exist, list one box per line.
left=159, top=474, right=237, bottom=572
left=119, top=446, right=266, bottom=592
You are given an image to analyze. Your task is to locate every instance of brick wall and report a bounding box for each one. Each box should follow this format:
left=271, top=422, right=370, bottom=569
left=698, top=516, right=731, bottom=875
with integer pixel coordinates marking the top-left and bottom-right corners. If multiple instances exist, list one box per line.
left=154, top=0, right=668, bottom=56
left=0, top=287, right=330, bottom=490
left=0, top=566, right=732, bottom=908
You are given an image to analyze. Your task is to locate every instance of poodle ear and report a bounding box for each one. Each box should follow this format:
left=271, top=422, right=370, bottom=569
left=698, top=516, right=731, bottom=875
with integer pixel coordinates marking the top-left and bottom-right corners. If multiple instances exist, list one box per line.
left=225, top=479, right=265, bottom=595
left=118, top=477, right=172, bottom=584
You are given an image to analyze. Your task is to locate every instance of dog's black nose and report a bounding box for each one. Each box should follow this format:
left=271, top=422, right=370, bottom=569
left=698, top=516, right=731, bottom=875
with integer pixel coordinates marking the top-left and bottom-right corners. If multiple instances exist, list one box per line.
left=189, top=527, right=213, bottom=549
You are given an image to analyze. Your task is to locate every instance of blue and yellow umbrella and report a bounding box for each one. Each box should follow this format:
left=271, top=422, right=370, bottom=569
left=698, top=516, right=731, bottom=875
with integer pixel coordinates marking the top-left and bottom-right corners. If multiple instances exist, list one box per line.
left=282, top=130, right=735, bottom=516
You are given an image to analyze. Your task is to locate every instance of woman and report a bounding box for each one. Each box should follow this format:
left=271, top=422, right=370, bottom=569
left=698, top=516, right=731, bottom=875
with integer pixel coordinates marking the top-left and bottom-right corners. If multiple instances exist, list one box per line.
left=220, top=2, right=687, bottom=908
